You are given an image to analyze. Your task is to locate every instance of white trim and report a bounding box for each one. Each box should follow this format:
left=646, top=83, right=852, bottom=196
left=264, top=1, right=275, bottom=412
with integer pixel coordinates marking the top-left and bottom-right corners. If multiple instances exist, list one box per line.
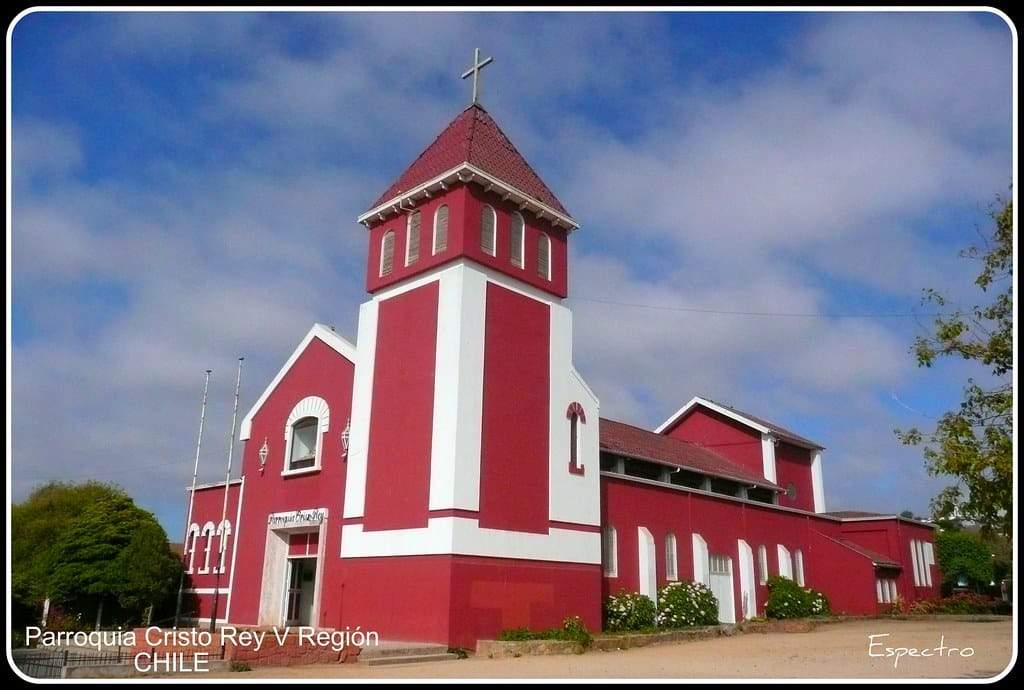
left=214, top=519, right=232, bottom=574
left=223, top=475, right=245, bottom=624
left=760, top=432, right=778, bottom=484
left=810, top=450, right=826, bottom=513
left=199, top=521, right=216, bottom=574
left=185, top=524, right=200, bottom=574
left=187, top=478, right=243, bottom=493
left=239, top=324, right=355, bottom=441
left=656, top=396, right=771, bottom=435
left=509, top=211, right=525, bottom=268
left=665, top=532, right=679, bottom=581
left=738, top=539, right=757, bottom=620
left=777, top=544, right=793, bottom=579
left=602, top=526, right=618, bottom=577
left=923, top=541, right=935, bottom=587
left=691, top=533, right=709, bottom=585
left=282, top=395, right=329, bottom=475
left=757, top=544, right=769, bottom=585
left=638, top=526, right=657, bottom=604
left=794, top=548, right=805, bottom=586
left=182, top=588, right=230, bottom=595
left=357, top=162, right=579, bottom=231
left=480, top=203, right=497, bottom=256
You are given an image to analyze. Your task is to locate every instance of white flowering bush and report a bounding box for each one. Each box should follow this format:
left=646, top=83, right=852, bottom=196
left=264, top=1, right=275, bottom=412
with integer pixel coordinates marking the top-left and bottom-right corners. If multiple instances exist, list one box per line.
left=765, top=576, right=831, bottom=619
left=656, top=581, right=719, bottom=628
left=604, top=590, right=656, bottom=632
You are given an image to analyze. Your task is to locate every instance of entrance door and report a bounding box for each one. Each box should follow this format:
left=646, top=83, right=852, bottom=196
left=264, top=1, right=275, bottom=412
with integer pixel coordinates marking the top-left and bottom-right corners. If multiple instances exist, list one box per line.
left=284, top=558, right=317, bottom=626
left=709, top=554, right=736, bottom=624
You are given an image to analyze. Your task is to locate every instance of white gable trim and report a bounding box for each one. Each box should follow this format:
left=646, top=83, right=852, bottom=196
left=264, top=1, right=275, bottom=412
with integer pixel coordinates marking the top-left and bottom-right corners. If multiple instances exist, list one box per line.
left=356, top=162, right=580, bottom=231
left=239, top=324, right=356, bottom=441
left=655, top=396, right=772, bottom=436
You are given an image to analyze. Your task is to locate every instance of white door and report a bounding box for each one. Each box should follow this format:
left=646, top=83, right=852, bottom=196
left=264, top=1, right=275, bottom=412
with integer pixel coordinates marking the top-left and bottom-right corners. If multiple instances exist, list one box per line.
left=637, top=527, right=657, bottom=605
left=709, top=554, right=736, bottom=624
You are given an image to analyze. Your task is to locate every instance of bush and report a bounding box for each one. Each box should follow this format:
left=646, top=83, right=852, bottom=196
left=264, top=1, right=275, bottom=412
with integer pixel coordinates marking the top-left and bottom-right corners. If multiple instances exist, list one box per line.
left=908, top=592, right=1003, bottom=615
left=497, top=616, right=593, bottom=648
left=604, top=590, right=657, bottom=632
left=655, top=581, right=719, bottom=628
left=764, top=576, right=831, bottom=619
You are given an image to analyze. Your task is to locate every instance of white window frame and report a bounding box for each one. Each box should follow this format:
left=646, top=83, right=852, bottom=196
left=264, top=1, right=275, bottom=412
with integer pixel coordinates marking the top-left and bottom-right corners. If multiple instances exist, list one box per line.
left=379, top=230, right=396, bottom=277
left=922, top=541, right=935, bottom=587
left=777, top=544, right=793, bottom=579
left=432, top=204, right=448, bottom=255
left=185, top=524, right=200, bottom=574
left=214, top=520, right=232, bottom=574
left=510, top=212, right=525, bottom=268
left=758, top=545, right=769, bottom=584
left=665, top=532, right=678, bottom=581
left=199, top=521, right=216, bottom=574
left=537, top=232, right=552, bottom=280
left=405, top=210, right=421, bottom=266
left=282, top=396, right=330, bottom=476
left=602, top=526, right=618, bottom=577
left=794, top=548, right=805, bottom=586
left=480, top=204, right=497, bottom=256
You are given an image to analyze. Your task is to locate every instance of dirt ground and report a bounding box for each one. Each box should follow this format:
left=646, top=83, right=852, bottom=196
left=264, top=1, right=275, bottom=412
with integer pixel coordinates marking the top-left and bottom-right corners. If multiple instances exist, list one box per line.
left=204, top=618, right=1014, bottom=680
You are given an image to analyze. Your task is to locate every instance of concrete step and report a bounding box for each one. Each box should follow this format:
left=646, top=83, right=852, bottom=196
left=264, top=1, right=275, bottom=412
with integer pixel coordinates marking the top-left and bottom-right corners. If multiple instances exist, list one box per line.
left=359, top=642, right=451, bottom=660
left=365, top=652, right=459, bottom=667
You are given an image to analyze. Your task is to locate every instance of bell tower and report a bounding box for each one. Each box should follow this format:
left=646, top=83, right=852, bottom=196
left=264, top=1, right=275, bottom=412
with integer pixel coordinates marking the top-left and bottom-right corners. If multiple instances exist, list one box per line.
left=339, top=53, right=602, bottom=648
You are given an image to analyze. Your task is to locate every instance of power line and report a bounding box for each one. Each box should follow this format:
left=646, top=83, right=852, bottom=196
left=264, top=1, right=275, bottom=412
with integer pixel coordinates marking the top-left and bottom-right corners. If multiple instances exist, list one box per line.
left=569, top=296, right=941, bottom=320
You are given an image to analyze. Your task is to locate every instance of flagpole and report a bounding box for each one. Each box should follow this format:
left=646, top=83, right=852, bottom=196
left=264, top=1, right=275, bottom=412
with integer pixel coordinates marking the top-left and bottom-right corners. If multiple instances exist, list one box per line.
left=210, top=357, right=243, bottom=633
left=173, top=369, right=212, bottom=629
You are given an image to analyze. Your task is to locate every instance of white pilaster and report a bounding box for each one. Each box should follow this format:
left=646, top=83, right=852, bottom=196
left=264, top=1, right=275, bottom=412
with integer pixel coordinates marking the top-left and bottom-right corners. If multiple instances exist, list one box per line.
left=810, top=450, right=826, bottom=513
left=760, top=433, right=778, bottom=483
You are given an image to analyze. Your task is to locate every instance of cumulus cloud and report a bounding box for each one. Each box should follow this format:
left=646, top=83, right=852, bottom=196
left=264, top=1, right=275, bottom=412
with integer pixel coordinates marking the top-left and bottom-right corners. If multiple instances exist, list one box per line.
left=10, top=10, right=1011, bottom=528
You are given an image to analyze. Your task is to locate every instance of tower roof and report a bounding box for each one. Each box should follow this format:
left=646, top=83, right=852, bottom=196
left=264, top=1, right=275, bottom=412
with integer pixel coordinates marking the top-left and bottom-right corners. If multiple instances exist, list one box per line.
left=366, top=104, right=573, bottom=221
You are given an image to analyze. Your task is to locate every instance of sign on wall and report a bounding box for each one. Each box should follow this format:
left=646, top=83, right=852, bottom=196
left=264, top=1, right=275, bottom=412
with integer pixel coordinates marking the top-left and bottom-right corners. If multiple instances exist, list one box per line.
left=267, top=508, right=328, bottom=530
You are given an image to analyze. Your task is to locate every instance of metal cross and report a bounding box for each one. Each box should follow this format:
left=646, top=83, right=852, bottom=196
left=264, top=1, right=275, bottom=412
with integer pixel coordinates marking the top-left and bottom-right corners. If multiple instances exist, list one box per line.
left=461, top=48, right=494, bottom=105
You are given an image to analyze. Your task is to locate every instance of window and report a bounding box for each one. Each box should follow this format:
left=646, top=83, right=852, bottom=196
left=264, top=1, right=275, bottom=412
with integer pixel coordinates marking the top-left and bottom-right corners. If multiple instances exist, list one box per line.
left=567, top=402, right=585, bottom=475
left=405, top=211, right=421, bottom=265
left=602, top=527, right=618, bottom=577
left=510, top=212, right=525, bottom=267
left=710, top=477, right=741, bottom=496
left=794, top=549, right=805, bottom=586
left=433, top=205, right=448, bottom=254
left=623, top=458, right=663, bottom=481
left=758, top=545, right=768, bottom=584
left=777, top=545, right=793, bottom=579
left=186, top=524, right=200, bottom=574
left=480, top=204, right=497, bottom=256
left=876, top=578, right=898, bottom=604
left=200, top=522, right=216, bottom=574
left=537, top=232, right=551, bottom=279
left=215, top=520, right=232, bottom=574
left=922, top=541, right=935, bottom=587
left=288, top=417, right=318, bottom=470
left=600, top=454, right=619, bottom=472
left=669, top=469, right=705, bottom=489
left=380, top=230, right=395, bottom=276
left=747, top=487, right=776, bottom=504
left=665, top=533, right=678, bottom=580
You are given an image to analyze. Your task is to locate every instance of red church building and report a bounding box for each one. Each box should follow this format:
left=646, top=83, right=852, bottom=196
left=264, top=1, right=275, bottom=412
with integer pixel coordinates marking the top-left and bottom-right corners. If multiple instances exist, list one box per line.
left=180, top=96, right=940, bottom=649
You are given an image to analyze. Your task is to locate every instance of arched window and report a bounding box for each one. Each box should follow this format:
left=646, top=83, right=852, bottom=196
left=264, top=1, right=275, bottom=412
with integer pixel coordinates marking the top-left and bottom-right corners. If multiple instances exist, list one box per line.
left=509, top=212, right=525, bottom=268
left=186, top=524, right=200, bottom=574
left=777, top=544, right=793, bottom=579
left=200, top=522, right=216, bottom=574
left=405, top=210, right=421, bottom=265
left=537, top=232, right=551, bottom=280
left=215, top=520, right=232, bottom=574
left=665, top=532, right=679, bottom=581
left=480, top=204, right=497, bottom=256
left=758, top=545, right=768, bottom=584
left=433, top=205, right=449, bottom=254
left=283, top=396, right=330, bottom=474
left=794, top=548, right=805, bottom=585
left=380, top=230, right=396, bottom=277
left=566, top=402, right=586, bottom=475
left=602, top=526, right=618, bottom=577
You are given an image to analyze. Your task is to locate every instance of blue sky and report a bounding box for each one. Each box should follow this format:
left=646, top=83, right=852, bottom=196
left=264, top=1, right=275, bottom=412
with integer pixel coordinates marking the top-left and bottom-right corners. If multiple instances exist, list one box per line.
left=10, top=10, right=1013, bottom=535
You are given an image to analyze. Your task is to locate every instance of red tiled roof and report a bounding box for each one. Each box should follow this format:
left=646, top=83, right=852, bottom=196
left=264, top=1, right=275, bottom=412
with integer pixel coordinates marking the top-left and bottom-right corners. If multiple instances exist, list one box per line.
left=836, top=539, right=902, bottom=569
left=600, top=418, right=780, bottom=490
left=368, top=104, right=571, bottom=218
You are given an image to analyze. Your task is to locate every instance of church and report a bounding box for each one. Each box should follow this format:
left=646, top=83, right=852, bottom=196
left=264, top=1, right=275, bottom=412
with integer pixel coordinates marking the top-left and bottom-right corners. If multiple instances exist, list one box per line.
left=179, top=55, right=940, bottom=649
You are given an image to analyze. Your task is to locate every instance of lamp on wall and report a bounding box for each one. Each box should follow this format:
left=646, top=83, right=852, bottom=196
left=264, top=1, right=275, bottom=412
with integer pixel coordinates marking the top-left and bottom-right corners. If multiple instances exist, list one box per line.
left=341, top=418, right=351, bottom=461
left=258, top=438, right=269, bottom=473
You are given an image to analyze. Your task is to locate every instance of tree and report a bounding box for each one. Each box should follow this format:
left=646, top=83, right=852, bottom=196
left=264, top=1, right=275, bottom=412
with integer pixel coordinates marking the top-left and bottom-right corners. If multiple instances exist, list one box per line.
left=935, top=529, right=995, bottom=591
left=896, top=195, right=1013, bottom=541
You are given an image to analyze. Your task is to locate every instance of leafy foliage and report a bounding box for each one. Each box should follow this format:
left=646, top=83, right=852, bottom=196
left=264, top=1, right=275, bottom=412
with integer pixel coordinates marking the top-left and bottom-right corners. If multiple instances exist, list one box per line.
left=896, top=196, right=1013, bottom=540
left=934, top=529, right=995, bottom=589
left=604, top=590, right=657, bottom=632
left=908, top=592, right=1007, bottom=615
left=497, top=616, right=593, bottom=648
left=655, top=581, right=719, bottom=628
left=764, top=576, right=831, bottom=619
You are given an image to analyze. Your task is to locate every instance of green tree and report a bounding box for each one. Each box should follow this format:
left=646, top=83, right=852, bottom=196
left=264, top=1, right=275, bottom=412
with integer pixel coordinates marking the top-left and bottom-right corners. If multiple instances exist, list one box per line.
left=896, top=196, right=1013, bottom=541
left=935, top=529, right=995, bottom=591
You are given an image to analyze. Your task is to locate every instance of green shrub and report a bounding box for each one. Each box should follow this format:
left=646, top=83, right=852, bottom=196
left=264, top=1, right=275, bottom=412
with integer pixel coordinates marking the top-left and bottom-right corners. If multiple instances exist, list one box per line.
left=229, top=661, right=251, bottom=672
left=764, top=576, right=830, bottom=619
left=604, top=590, right=657, bottom=632
left=656, top=581, right=719, bottom=628
left=908, top=592, right=1002, bottom=615
left=497, top=616, right=593, bottom=648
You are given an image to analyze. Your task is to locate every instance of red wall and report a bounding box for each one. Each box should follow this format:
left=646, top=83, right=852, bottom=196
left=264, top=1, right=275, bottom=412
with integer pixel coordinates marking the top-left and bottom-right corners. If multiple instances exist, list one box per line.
left=363, top=283, right=439, bottom=532
left=183, top=481, right=242, bottom=619
left=227, top=336, right=355, bottom=628
left=478, top=283, right=550, bottom=533
left=664, top=408, right=765, bottom=478
left=838, top=519, right=942, bottom=602
left=774, top=441, right=815, bottom=512
left=364, top=183, right=569, bottom=297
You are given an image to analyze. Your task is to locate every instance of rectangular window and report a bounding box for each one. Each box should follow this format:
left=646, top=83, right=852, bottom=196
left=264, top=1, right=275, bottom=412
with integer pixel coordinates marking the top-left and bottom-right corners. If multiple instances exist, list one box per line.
left=710, top=477, right=740, bottom=496
left=665, top=534, right=678, bottom=581
left=876, top=579, right=885, bottom=603
left=289, top=419, right=318, bottom=470
left=922, top=541, right=935, bottom=587
left=910, top=540, right=922, bottom=586
left=758, top=545, right=768, bottom=584
left=669, top=469, right=705, bottom=489
left=794, top=549, right=805, bottom=586
left=405, top=211, right=421, bottom=265
left=623, top=458, right=663, bottom=481
left=602, top=527, right=617, bottom=577
left=777, top=545, right=793, bottom=579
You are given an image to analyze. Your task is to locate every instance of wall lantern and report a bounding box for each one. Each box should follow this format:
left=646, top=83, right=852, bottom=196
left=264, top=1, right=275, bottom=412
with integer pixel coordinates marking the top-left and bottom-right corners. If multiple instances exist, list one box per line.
left=258, top=438, right=270, bottom=473
left=341, top=418, right=351, bottom=461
